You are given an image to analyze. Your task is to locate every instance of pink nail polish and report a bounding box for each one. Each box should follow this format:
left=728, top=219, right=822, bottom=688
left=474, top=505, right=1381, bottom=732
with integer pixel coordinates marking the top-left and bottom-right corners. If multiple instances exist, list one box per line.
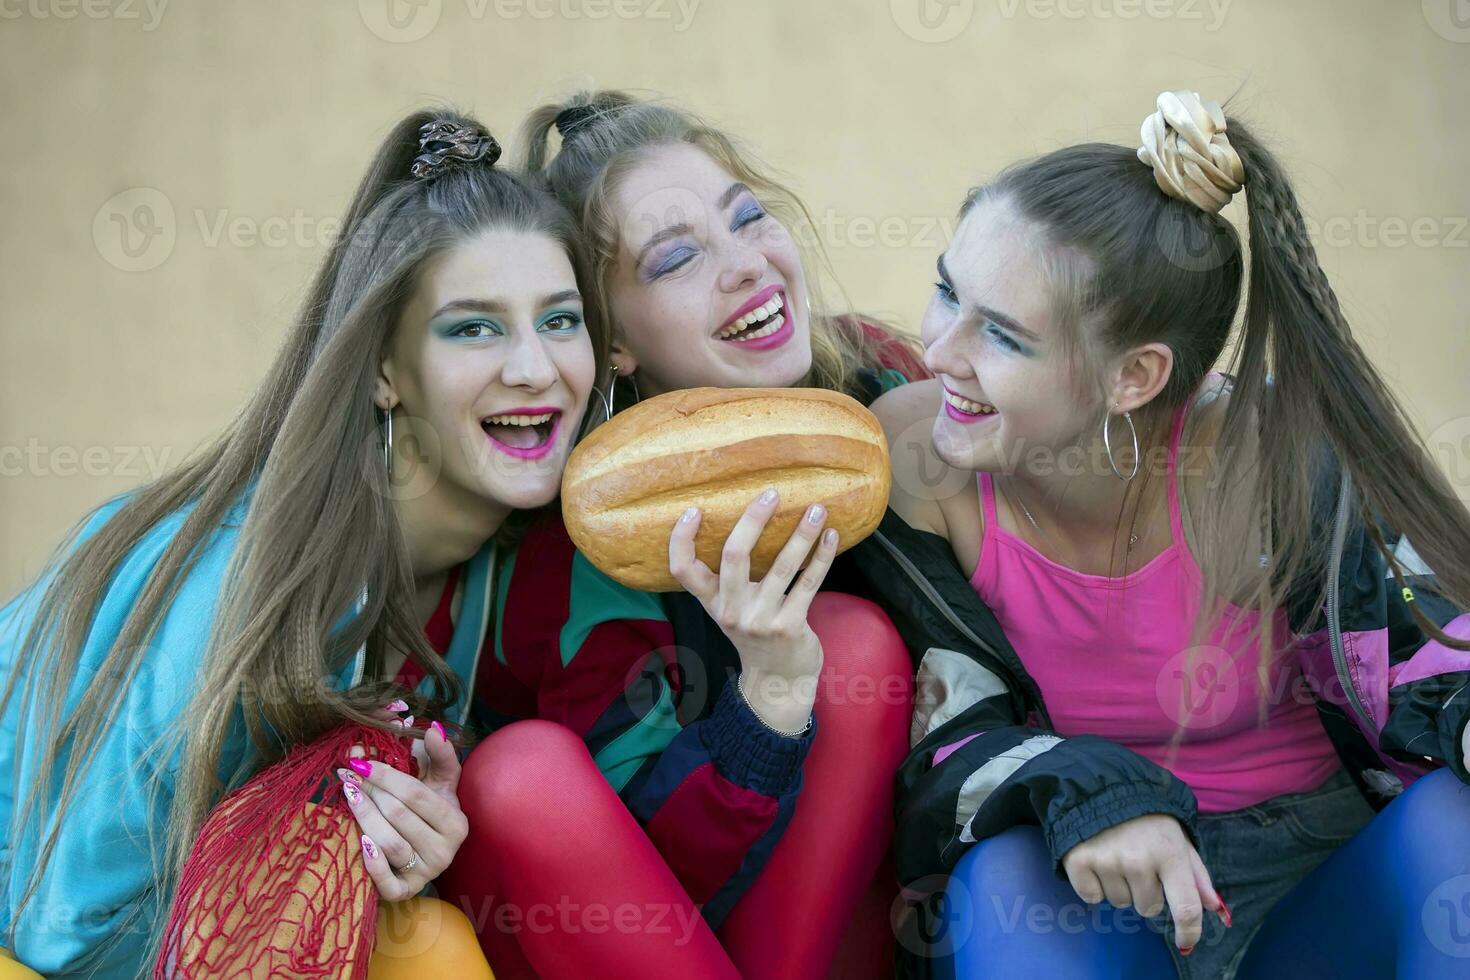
left=336, top=767, right=362, bottom=785
left=400, top=715, right=414, bottom=728
left=431, top=720, right=447, bottom=741
left=343, top=782, right=363, bottom=807
left=361, top=835, right=378, bottom=860
left=348, top=758, right=372, bottom=779
left=385, top=699, right=409, bottom=713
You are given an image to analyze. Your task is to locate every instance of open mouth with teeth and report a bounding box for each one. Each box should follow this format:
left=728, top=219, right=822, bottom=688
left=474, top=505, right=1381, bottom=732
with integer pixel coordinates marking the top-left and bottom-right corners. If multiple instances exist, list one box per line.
left=716, top=291, right=787, bottom=343
left=943, top=390, right=999, bottom=423
left=481, top=410, right=561, bottom=455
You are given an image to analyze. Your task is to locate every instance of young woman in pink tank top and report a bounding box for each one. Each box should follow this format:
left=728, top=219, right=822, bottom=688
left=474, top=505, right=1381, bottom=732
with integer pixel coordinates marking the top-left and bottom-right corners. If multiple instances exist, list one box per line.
left=969, top=373, right=1340, bottom=815
left=869, top=91, right=1470, bottom=979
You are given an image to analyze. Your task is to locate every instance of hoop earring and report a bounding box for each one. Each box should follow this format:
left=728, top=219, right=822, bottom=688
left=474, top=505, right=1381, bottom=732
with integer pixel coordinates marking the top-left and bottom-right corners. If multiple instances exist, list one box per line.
left=1103, top=408, right=1139, bottom=481
left=380, top=407, right=394, bottom=481
left=592, top=364, right=641, bottom=424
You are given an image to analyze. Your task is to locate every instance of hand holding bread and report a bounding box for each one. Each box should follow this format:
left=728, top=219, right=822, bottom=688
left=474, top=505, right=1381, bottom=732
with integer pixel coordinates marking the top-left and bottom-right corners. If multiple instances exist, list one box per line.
left=562, top=387, right=892, bottom=733
left=667, top=485, right=833, bottom=732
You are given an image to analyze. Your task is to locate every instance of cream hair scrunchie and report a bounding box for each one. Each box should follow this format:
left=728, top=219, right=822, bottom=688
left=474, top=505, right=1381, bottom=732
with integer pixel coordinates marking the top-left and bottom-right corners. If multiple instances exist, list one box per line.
left=1136, top=90, right=1245, bottom=214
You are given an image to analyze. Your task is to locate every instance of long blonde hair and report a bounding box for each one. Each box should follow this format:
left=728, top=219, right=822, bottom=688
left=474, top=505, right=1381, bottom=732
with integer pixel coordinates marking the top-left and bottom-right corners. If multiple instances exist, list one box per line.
left=520, top=90, right=922, bottom=411
left=0, top=107, right=605, bottom=956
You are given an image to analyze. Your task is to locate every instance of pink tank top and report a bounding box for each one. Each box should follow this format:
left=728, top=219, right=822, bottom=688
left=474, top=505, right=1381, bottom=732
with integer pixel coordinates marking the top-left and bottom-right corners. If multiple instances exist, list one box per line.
left=968, top=375, right=1341, bottom=812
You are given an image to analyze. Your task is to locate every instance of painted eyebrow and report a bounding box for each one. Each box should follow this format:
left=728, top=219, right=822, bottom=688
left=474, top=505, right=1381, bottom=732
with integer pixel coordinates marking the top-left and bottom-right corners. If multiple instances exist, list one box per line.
left=936, top=255, right=1041, bottom=344
left=632, top=184, right=756, bottom=268
left=718, top=182, right=752, bottom=210
left=429, top=290, right=582, bottom=319
left=634, top=223, right=693, bottom=268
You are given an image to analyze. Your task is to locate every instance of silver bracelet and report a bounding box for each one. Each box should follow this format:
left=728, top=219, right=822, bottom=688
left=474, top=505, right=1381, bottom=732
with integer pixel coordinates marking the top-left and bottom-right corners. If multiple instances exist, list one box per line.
left=733, top=676, right=813, bottom=738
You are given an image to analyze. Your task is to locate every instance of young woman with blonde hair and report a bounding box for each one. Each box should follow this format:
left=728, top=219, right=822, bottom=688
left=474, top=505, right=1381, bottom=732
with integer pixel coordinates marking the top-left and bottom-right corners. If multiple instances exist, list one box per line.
left=428, top=91, right=927, bottom=978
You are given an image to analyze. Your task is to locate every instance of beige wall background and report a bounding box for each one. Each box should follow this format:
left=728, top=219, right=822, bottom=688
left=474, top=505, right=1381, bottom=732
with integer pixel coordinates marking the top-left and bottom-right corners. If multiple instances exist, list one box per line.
left=2, top=0, right=1467, bottom=599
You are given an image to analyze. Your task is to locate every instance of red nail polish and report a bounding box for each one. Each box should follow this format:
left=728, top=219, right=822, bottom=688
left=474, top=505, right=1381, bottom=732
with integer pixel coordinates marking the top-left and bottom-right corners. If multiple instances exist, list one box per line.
left=431, top=720, right=446, bottom=741
left=1216, top=894, right=1232, bottom=928
left=385, top=699, right=408, bottom=713
left=348, top=758, right=372, bottom=779
left=1180, top=946, right=1194, bottom=956
left=361, top=835, right=378, bottom=860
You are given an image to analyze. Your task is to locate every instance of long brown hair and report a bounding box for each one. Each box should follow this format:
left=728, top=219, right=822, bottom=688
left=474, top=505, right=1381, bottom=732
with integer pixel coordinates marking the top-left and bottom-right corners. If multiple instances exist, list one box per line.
left=963, top=108, right=1470, bottom=707
left=0, top=107, right=603, bottom=954
left=519, top=89, right=924, bottom=411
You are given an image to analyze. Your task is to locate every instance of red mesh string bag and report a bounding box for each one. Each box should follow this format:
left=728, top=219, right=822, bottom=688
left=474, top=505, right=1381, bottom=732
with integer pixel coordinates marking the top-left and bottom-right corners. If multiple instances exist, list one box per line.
left=154, top=724, right=418, bottom=979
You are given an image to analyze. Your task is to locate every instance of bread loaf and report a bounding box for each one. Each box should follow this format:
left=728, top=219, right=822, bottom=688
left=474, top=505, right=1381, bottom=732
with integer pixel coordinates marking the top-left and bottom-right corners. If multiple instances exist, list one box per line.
left=561, top=387, right=891, bottom=592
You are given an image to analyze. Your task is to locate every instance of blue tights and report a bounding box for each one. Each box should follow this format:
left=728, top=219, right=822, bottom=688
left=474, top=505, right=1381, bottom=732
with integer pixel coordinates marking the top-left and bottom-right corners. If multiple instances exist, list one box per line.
left=1238, top=767, right=1470, bottom=977
left=934, top=768, right=1470, bottom=978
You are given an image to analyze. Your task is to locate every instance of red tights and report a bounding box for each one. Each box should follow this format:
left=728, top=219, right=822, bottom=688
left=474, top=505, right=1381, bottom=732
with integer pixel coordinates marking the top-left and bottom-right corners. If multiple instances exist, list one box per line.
left=435, top=592, right=913, bottom=979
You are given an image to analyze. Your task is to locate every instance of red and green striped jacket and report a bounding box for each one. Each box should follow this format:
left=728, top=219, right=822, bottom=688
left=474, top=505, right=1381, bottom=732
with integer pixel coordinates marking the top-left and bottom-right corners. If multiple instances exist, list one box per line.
left=410, top=352, right=926, bottom=926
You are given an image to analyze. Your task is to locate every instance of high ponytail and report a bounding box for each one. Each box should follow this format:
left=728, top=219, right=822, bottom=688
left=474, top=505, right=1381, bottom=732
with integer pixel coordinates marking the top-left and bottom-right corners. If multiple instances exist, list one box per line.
left=1225, top=118, right=1470, bottom=650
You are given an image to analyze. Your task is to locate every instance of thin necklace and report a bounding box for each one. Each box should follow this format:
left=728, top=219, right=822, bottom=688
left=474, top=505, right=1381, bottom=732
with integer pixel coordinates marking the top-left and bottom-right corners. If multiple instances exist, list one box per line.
left=1005, top=478, right=1140, bottom=551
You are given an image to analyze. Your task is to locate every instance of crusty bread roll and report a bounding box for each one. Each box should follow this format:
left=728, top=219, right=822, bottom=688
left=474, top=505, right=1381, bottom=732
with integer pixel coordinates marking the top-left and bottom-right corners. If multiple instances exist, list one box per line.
left=561, top=387, right=892, bottom=593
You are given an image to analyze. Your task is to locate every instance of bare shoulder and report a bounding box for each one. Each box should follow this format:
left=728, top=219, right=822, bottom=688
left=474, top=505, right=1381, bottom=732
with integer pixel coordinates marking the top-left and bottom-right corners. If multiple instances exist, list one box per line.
left=871, top=379, right=952, bottom=539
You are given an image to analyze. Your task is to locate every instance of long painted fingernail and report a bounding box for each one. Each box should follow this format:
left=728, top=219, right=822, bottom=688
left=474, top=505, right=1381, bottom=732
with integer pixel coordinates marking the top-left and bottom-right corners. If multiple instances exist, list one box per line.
left=343, top=782, right=364, bottom=807
left=392, top=715, right=415, bottom=729
left=806, top=504, right=826, bottom=525
left=1216, top=894, right=1232, bottom=928
left=361, top=835, right=378, bottom=860
left=759, top=488, right=777, bottom=505
left=680, top=506, right=698, bottom=523
left=336, top=767, right=362, bottom=786
left=1179, top=946, right=1194, bottom=956
left=349, top=758, right=373, bottom=779
left=385, top=699, right=408, bottom=713
left=431, top=720, right=447, bottom=741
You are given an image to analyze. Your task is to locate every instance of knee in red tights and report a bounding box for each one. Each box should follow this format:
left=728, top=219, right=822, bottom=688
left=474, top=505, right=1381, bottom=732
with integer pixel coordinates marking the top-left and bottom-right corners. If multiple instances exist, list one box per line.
left=460, top=719, right=586, bottom=797
left=806, top=591, right=914, bottom=727
left=443, top=721, right=736, bottom=979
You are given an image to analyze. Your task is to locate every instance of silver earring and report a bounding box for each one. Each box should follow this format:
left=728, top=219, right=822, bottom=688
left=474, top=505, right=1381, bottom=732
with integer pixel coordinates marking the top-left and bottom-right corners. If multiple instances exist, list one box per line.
left=1103, top=407, right=1139, bottom=481
left=381, top=407, right=394, bottom=481
left=593, top=364, right=641, bottom=423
